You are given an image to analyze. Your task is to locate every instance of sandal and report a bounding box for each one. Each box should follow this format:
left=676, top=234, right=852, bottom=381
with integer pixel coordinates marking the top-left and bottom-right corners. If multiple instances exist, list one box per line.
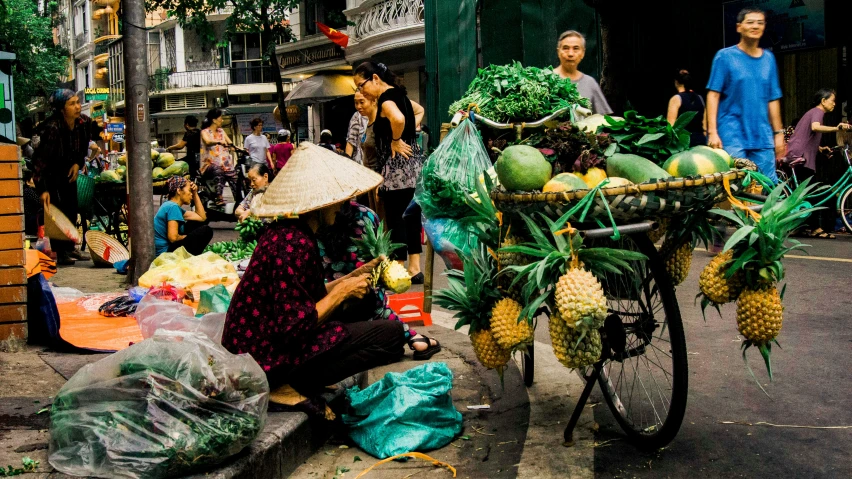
left=408, top=335, right=441, bottom=361
left=808, top=228, right=836, bottom=239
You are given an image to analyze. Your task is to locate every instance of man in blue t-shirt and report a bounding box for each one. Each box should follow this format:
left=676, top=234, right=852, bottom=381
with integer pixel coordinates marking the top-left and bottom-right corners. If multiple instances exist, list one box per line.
left=706, top=8, right=785, bottom=183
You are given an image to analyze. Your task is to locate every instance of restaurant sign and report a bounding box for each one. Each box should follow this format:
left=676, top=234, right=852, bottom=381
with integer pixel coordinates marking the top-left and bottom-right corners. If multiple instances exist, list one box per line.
left=84, top=87, right=109, bottom=102
left=278, top=44, right=345, bottom=71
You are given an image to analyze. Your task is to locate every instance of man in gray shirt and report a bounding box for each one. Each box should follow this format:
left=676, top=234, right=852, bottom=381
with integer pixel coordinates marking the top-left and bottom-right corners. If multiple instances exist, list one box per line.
left=553, top=30, right=613, bottom=115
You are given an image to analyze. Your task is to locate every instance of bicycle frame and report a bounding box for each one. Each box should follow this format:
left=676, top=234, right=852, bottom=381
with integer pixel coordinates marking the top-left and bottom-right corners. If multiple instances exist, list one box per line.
left=784, top=146, right=852, bottom=212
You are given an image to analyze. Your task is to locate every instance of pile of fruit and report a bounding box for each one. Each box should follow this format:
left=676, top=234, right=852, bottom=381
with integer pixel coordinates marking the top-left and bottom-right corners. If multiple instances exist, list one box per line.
left=96, top=150, right=189, bottom=184
left=203, top=218, right=265, bottom=262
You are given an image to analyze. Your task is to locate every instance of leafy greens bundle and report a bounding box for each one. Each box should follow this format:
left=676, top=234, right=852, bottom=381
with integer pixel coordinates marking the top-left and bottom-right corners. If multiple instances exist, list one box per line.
left=598, top=110, right=697, bottom=165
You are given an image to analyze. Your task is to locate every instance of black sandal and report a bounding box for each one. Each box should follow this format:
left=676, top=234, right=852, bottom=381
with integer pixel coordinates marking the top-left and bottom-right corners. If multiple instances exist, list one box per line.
left=408, top=335, right=441, bottom=361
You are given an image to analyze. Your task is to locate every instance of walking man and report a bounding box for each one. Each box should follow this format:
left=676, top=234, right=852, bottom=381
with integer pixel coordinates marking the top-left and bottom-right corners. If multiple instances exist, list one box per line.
left=166, top=115, right=201, bottom=179
left=706, top=8, right=784, bottom=182
left=553, top=30, right=613, bottom=115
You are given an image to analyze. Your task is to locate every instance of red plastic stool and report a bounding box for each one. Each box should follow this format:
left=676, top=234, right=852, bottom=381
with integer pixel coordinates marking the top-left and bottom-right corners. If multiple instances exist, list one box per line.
left=387, top=292, right=432, bottom=327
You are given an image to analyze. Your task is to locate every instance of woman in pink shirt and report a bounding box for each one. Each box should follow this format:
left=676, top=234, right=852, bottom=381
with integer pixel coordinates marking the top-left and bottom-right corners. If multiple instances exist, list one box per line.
left=269, top=129, right=294, bottom=172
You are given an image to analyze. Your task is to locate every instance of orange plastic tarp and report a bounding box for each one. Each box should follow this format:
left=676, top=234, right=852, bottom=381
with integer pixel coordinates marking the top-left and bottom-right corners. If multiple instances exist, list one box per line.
left=56, top=293, right=144, bottom=351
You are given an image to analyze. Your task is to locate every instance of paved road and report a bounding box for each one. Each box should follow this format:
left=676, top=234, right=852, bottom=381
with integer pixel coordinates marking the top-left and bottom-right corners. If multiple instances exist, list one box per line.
left=413, top=235, right=852, bottom=478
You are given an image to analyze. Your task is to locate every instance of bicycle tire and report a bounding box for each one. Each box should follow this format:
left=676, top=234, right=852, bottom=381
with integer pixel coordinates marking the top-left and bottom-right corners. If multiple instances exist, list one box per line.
left=596, top=234, right=688, bottom=450
left=840, top=186, right=852, bottom=233
left=521, top=343, right=534, bottom=387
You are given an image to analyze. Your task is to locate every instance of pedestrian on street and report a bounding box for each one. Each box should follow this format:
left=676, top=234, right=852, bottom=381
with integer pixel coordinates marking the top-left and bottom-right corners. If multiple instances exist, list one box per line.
left=552, top=30, right=613, bottom=115
left=166, top=115, right=201, bottom=179
left=706, top=7, right=785, bottom=183
left=353, top=61, right=427, bottom=281
left=269, top=129, right=294, bottom=172
left=666, top=69, right=707, bottom=147
left=200, top=108, right=239, bottom=208
left=317, top=129, right=337, bottom=153
left=784, top=89, right=851, bottom=238
left=244, top=117, right=273, bottom=168
left=32, top=89, right=100, bottom=265
left=153, top=176, right=211, bottom=256
left=345, top=92, right=371, bottom=165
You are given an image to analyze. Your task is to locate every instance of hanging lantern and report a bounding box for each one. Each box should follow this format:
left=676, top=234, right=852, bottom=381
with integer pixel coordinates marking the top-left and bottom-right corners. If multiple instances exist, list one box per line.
left=286, top=105, right=301, bottom=124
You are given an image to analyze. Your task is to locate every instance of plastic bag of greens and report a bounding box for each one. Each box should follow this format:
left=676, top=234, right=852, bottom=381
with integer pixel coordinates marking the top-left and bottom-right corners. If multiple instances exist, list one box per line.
left=415, top=118, right=491, bottom=220
left=49, top=330, right=269, bottom=479
left=133, top=295, right=226, bottom=343
left=343, top=362, right=462, bottom=459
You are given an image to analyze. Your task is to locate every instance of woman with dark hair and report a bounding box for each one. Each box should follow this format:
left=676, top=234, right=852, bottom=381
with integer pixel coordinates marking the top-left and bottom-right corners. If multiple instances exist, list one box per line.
left=153, top=176, right=212, bottom=255
left=200, top=108, right=238, bottom=208
left=32, top=89, right=101, bottom=265
left=784, top=88, right=851, bottom=238
left=235, top=163, right=271, bottom=222
left=666, top=69, right=707, bottom=146
left=270, top=129, right=294, bottom=171
left=353, top=61, right=427, bottom=281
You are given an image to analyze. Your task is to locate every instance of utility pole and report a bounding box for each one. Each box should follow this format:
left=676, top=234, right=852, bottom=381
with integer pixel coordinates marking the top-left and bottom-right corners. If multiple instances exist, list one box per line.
left=122, top=0, right=155, bottom=284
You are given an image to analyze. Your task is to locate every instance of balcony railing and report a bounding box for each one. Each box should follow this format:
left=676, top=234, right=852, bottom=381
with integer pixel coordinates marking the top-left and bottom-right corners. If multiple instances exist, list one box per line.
left=350, top=0, right=424, bottom=41
left=74, top=31, right=89, bottom=50
left=148, top=66, right=275, bottom=93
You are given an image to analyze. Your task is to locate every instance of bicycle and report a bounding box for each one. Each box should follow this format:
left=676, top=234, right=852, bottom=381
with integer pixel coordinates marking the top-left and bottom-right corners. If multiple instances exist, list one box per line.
left=774, top=145, right=852, bottom=233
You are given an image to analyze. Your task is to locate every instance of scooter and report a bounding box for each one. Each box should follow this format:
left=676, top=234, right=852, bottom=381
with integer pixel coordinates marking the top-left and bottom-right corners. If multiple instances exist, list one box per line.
left=196, top=146, right=252, bottom=222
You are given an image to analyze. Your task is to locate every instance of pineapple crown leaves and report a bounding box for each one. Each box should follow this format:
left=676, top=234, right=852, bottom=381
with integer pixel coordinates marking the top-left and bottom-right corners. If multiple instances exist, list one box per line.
left=351, top=221, right=405, bottom=261
left=713, top=178, right=827, bottom=287
left=432, top=244, right=501, bottom=333
left=457, top=172, right=501, bottom=249
left=663, top=212, right=720, bottom=253
left=499, top=211, right=647, bottom=321
left=741, top=338, right=780, bottom=397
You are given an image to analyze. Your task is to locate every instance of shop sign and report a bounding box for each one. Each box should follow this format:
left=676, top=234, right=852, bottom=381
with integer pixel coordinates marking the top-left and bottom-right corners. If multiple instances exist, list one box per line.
left=112, top=133, right=125, bottom=143
left=278, top=44, right=344, bottom=71
left=84, top=87, right=109, bottom=102
left=723, top=0, right=825, bottom=51
left=106, top=122, right=125, bottom=133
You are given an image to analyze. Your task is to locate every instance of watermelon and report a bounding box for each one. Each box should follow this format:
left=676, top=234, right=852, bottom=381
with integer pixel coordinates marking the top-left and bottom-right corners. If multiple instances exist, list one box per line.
left=606, top=154, right=671, bottom=184
left=712, top=148, right=734, bottom=167
left=163, top=160, right=188, bottom=177
left=662, top=146, right=730, bottom=177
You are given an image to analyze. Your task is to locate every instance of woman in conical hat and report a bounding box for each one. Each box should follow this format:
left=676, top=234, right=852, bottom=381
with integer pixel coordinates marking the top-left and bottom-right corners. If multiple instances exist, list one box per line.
left=223, top=142, right=439, bottom=418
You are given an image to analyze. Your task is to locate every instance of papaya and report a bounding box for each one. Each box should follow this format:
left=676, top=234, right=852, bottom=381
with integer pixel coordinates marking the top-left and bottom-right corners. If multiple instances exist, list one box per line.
left=156, top=152, right=176, bottom=168
left=99, top=170, right=121, bottom=183
left=117, top=154, right=127, bottom=166
left=574, top=167, right=608, bottom=188
left=605, top=154, right=672, bottom=184
left=601, top=177, right=634, bottom=188
left=495, top=145, right=552, bottom=191
left=543, top=173, right=589, bottom=193
left=152, top=167, right=165, bottom=179
left=163, top=160, right=188, bottom=177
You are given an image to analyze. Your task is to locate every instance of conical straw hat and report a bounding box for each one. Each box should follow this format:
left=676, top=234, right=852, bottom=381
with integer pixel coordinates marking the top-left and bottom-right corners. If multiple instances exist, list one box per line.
left=252, top=142, right=383, bottom=217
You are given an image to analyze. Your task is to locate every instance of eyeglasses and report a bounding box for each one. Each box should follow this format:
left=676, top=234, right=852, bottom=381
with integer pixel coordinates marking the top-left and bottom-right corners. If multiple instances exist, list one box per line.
left=356, top=78, right=371, bottom=93
left=742, top=20, right=766, bottom=26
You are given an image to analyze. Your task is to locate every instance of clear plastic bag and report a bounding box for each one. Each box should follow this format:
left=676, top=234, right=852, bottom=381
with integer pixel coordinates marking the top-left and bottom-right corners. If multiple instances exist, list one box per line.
left=415, top=118, right=492, bottom=220
left=139, top=252, right=240, bottom=291
left=133, top=295, right=226, bottom=344
left=49, top=330, right=269, bottom=479
left=423, top=217, right=477, bottom=270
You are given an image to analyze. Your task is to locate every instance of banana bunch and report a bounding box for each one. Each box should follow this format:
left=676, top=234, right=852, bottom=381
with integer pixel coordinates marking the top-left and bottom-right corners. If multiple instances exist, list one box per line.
left=205, top=240, right=258, bottom=262
left=236, top=218, right=264, bottom=243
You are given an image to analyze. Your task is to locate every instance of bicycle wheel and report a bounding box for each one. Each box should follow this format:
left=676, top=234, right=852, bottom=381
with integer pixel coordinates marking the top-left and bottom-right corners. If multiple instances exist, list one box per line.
left=595, top=234, right=688, bottom=449
left=840, top=186, right=852, bottom=233
left=520, top=342, right=534, bottom=387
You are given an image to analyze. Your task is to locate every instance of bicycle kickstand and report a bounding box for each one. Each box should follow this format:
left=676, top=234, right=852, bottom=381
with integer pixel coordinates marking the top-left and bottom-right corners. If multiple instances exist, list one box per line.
left=563, top=362, right=602, bottom=447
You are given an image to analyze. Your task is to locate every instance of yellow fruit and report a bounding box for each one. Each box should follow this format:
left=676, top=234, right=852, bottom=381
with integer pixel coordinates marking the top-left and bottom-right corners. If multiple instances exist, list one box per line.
left=554, top=267, right=607, bottom=331
left=381, top=260, right=411, bottom=294
left=498, top=235, right=528, bottom=269
left=699, top=250, right=744, bottom=304
left=736, top=285, right=783, bottom=343
left=543, top=173, right=588, bottom=193
left=574, top=167, right=608, bottom=188
left=647, top=217, right=669, bottom=244
left=490, top=298, right=534, bottom=350
left=601, top=177, right=634, bottom=188
left=549, top=310, right=602, bottom=369
left=663, top=238, right=693, bottom=286
left=470, top=329, right=511, bottom=370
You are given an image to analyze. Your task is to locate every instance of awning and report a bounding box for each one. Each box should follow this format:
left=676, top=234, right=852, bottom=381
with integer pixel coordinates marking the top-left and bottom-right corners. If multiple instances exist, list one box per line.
left=284, top=73, right=356, bottom=105
left=150, top=108, right=209, bottom=119
left=225, top=103, right=278, bottom=115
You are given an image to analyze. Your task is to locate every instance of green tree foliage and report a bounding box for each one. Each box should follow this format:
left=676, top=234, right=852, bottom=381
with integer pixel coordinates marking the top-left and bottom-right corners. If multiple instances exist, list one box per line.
left=147, top=0, right=299, bottom=117
left=0, top=0, right=69, bottom=118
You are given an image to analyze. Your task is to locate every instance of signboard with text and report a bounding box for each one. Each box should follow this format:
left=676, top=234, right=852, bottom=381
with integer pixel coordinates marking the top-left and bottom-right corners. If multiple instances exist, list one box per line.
left=84, top=87, right=109, bottom=102
left=723, top=0, right=825, bottom=52
left=106, top=122, right=124, bottom=133
left=278, top=44, right=345, bottom=71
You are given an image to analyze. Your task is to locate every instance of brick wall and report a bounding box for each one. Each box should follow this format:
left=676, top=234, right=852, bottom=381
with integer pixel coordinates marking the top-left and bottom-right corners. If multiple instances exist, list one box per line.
left=0, top=144, right=26, bottom=343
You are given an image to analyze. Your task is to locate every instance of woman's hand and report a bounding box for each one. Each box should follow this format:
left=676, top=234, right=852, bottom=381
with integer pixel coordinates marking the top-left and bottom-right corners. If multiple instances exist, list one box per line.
left=351, top=257, right=383, bottom=277
left=237, top=209, right=251, bottom=222
left=774, top=133, right=787, bottom=160
left=707, top=132, right=723, bottom=149
left=391, top=138, right=412, bottom=159
left=340, top=274, right=371, bottom=300
left=68, top=164, right=79, bottom=183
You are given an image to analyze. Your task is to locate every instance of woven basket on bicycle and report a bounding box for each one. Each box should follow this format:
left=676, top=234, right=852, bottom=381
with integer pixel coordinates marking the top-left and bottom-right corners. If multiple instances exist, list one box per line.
left=490, top=169, right=748, bottom=222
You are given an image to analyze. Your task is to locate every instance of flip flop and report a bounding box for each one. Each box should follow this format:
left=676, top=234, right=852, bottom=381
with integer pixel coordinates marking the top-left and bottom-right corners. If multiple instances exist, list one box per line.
left=809, top=229, right=836, bottom=239
left=409, top=335, right=441, bottom=361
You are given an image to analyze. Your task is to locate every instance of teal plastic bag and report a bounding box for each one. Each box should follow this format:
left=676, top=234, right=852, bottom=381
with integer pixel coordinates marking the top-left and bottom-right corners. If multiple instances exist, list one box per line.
left=343, top=363, right=462, bottom=459
left=196, top=284, right=231, bottom=316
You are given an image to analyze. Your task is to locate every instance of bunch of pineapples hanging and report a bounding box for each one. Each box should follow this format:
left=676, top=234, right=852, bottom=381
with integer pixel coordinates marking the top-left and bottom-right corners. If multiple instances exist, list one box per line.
left=500, top=212, right=647, bottom=369
left=660, top=213, right=722, bottom=287
left=352, top=221, right=412, bottom=294
left=697, top=178, right=823, bottom=381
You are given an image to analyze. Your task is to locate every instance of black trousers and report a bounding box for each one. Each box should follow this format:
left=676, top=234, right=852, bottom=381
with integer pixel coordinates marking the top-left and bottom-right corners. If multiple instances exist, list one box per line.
left=168, top=222, right=213, bottom=255
left=47, top=179, right=79, bottom=254
left=380, top=188, right=422, bottom=259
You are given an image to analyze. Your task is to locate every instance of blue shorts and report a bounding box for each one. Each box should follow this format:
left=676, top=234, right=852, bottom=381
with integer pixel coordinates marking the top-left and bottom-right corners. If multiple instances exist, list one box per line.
left=724, top=147, right=778, bottom=183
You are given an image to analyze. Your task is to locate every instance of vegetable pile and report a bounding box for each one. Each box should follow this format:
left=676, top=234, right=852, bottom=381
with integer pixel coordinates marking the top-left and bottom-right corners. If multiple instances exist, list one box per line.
left=598, top=110, right=696, bottom=165
left=49, top=331, right=269, bottom=479
left=204, top=239, right=258, bottom=262
left=449, top=62, right=590, bottom=123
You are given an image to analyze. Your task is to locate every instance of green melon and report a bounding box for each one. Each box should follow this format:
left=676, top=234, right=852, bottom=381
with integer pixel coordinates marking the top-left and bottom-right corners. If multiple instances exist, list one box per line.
left=495, top=145, right=552, bottom=191
left=117, top=154, right=127, bottom=166
left=605, top=154, right=672, bottom=184
left=151, top=149, right=160, bottom=161
left=712, top=147, right=734, bottom=167
left=662, top=146, right=730, bottom=177
left=543, top=173, right=589, bottom=193
left=99, top=170, right=121, bottom=183
left=157, top=152, right=176, bottom=168
left=163, top=160, right=188, bottom=177
left=116, top=166, right=126, bottom=178
left=152, top=167, right=165, bottom=179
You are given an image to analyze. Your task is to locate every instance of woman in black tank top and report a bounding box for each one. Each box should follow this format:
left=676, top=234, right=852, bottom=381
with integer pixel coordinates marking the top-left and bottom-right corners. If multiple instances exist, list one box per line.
left=666, top=69, right=707, bottom=147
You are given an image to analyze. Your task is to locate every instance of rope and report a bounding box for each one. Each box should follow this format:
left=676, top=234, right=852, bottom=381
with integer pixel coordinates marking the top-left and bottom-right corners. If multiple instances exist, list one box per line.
left=723, top=176, right=761, bottom=222
left=354, top=452, right=457, bottom=478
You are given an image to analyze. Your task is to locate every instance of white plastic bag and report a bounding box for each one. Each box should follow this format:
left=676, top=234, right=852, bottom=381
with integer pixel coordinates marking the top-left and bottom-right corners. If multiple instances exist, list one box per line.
left=133, top=296, right=226, bottom=344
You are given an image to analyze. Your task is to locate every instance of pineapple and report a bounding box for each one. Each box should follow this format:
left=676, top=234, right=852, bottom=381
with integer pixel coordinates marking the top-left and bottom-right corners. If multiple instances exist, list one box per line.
left=549, top=310, right=602, bottom=369
left=470, top=329, right=512, bottom=370
left=647, top=217, right=669, bottom=244
left=714, top=177, right=822, bottom=381
left=554, top=266, right=607, bottom=331
left=662, top=237, right=693, bottom=286
left=352, top=221, right=411, bottom=294
left=698, top=250, right=744, bottom=305
left=490, top=298, right=534, bottom=350
left=497, top=233, right=530, bottom=303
